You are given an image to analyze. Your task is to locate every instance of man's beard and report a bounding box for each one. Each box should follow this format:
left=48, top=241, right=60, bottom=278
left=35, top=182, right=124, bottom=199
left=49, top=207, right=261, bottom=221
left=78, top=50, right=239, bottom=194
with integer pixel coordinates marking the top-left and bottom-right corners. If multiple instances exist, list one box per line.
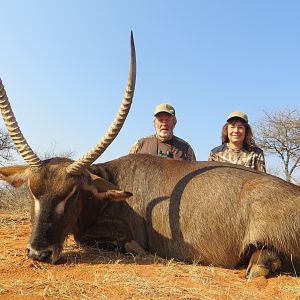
left=156, top=129, right=173, bottom=142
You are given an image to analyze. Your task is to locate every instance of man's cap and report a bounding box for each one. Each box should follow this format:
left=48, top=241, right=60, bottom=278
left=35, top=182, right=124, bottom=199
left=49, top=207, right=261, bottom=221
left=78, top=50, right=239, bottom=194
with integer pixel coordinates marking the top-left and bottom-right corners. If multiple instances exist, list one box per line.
left=227, top=111, right=248, bottom=123
left=154, top=103, right=175, bottom=116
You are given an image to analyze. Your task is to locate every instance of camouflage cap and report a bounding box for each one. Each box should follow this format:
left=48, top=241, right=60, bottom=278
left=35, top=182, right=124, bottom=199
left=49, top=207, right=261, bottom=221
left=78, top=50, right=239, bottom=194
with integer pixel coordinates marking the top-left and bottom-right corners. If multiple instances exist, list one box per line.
left=227, top=111, right=248, bottom=123
left=154, top=103, right=175, bottom=116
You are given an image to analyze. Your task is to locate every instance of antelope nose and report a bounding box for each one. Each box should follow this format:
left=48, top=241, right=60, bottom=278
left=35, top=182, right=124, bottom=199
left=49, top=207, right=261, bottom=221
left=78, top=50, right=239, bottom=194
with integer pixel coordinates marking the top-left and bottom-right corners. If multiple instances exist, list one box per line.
left=27, top=246, right=52, bottom=262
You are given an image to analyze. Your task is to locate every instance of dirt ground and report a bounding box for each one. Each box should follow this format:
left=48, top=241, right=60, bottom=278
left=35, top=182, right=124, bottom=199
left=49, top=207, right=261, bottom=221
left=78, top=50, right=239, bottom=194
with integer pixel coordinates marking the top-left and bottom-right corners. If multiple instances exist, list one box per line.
left=0, top=211, right=299, bottom=300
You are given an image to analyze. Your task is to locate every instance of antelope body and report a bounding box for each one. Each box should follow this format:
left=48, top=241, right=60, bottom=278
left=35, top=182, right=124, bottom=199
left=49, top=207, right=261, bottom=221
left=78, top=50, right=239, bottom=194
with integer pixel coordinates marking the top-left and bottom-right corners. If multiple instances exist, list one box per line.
left=0, top=33, right=299, bottom=279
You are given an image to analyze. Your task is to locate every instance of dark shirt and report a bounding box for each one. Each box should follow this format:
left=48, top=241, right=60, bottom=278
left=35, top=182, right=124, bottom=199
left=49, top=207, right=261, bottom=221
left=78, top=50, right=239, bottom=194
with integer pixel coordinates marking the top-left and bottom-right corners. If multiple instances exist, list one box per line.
left=129, top=135, right=196, bottom=161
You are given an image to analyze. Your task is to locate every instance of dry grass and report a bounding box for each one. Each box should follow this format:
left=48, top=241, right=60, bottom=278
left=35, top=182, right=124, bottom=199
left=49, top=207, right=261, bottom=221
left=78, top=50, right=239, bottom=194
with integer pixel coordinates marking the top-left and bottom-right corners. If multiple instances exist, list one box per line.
left=0, top=211, right=299, bottom=299
left=0, top=185, right=31, bottom=211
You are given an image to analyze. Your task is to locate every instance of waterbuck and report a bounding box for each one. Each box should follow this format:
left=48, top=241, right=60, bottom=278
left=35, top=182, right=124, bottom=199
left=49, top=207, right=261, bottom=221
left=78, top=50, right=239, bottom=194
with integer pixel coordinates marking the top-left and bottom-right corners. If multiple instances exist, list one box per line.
left=0, top=33, right=299, bottom=280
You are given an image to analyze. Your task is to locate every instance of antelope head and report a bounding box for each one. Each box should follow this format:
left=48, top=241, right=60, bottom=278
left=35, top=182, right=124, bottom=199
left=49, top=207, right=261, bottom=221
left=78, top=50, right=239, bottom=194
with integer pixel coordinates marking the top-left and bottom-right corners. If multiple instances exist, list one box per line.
left=0, top=32, right=136, bottom=263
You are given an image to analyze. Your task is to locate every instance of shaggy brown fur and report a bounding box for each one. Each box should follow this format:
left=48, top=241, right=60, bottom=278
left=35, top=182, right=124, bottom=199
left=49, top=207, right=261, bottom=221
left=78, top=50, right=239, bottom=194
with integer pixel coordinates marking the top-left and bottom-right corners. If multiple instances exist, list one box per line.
left=0, top=154, right=299, bottom=278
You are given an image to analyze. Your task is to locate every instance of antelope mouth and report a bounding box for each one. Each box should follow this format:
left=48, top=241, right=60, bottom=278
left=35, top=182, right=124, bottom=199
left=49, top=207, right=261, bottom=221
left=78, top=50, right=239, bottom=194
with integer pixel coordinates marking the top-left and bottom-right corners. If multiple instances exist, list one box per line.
left=27, top=244, right=62, bottom=264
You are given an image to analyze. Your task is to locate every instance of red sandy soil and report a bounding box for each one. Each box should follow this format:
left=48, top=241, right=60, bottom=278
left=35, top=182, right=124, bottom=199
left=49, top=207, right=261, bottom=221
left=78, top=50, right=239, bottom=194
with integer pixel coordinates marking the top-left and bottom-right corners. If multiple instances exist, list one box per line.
left=0, top=210, right=299, bottom=300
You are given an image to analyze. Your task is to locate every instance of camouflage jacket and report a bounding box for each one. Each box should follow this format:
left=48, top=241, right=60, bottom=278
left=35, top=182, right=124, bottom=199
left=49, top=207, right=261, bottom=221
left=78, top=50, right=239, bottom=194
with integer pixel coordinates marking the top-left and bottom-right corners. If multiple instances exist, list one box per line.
left=208, top=143, right=266, bottom=173
left=129, top=135, right=196, bottom=161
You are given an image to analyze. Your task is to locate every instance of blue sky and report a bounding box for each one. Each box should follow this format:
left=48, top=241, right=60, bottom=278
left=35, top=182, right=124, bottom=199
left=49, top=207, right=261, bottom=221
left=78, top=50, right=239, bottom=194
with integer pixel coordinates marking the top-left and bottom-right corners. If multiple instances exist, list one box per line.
left=1, top=1, right=300, bottom=172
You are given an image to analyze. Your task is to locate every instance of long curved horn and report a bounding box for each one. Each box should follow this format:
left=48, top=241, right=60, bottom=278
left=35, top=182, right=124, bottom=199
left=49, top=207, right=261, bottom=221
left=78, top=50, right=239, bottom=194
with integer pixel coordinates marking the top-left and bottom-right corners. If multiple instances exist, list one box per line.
left=66, top=31, right=136, bottom=175
left=0, top=80, right=42, bottom=169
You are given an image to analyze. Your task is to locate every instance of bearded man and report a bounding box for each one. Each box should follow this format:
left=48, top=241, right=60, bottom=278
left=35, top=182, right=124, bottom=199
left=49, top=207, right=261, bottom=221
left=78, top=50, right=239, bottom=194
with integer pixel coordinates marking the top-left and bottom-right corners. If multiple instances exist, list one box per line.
left=129, top=103, right=196, bottom=160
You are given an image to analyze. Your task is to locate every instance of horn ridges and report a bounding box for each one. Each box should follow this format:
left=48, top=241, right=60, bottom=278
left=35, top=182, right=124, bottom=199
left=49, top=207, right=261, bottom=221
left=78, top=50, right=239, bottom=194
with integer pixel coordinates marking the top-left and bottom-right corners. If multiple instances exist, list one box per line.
left=0, top=80, right=42, bottom=169
left=66, top=32, right=136, bottom=175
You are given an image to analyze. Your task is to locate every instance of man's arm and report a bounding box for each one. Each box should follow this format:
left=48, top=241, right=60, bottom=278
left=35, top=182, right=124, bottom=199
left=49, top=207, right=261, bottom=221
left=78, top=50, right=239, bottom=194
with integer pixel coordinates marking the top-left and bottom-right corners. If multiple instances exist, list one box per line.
left=187, top=146, right=196, bottom=161
left=129, top=142, right=139, bottom=154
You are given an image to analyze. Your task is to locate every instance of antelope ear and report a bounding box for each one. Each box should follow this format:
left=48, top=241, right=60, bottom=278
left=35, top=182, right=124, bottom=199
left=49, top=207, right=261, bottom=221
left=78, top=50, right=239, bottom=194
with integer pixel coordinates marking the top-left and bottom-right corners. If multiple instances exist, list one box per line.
left=89, top=173, right=122, bottom=192
left=0, top=165, right=31, bottom=187
left=83, top=172, right=133, bottom=201
left=100, top=190, right=133, bottom=202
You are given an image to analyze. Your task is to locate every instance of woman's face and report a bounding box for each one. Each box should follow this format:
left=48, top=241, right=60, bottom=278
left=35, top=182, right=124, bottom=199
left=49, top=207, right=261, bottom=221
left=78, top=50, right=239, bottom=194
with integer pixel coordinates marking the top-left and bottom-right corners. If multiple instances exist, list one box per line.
left=227, top=120, right=246, bottom=145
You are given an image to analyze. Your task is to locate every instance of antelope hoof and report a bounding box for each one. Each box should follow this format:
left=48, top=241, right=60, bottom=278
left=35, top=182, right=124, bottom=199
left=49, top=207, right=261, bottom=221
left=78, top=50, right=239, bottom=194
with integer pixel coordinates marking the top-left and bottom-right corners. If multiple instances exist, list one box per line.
left=124, top=240, right=146, bottom=255
left=246, top=249, right=282, bottom=280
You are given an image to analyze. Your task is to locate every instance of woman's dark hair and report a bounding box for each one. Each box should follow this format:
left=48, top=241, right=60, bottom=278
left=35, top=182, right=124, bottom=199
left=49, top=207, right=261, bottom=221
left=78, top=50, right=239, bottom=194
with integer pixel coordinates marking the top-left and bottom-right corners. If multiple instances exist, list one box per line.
left=221, top=117, right=255, bottom=149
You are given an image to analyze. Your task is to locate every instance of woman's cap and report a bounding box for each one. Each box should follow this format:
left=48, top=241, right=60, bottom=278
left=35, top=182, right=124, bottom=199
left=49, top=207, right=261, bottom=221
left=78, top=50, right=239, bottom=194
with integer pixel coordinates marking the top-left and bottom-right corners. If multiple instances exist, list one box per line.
left=227, top=111, right=248, bottom=123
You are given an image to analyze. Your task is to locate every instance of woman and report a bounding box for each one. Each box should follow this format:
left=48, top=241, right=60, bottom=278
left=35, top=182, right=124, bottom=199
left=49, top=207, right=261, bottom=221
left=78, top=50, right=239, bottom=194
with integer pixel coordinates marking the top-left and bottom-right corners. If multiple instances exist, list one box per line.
left=208, top=111, right=266, bottom=172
